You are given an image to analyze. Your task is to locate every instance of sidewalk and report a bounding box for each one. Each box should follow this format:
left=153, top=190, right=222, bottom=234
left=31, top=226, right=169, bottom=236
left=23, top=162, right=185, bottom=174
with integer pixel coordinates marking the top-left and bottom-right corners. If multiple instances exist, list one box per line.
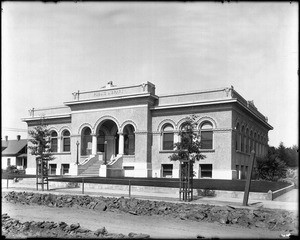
left=2, top=179, right=298, bottom=212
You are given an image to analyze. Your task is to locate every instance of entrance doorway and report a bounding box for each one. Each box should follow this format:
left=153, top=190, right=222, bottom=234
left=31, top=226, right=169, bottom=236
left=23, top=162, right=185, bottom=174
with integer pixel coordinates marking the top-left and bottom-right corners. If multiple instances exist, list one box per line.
left=96, top=119, right=119, bottom=162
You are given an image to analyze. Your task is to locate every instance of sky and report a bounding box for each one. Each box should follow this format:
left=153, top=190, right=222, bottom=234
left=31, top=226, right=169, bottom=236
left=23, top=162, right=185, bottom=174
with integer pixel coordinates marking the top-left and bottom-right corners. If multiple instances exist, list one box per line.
left=1, top=2, right=298, bottom=147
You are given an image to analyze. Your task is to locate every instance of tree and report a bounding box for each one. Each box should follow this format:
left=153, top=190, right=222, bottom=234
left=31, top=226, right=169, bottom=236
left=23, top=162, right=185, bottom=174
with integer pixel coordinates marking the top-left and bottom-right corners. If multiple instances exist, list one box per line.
left=284, top=145, right=298, bottom=168
left=28, top=119, right=55, bottom=190
left=169, top=115, right=206, bottom=201
left=255, top=147, right=287, bottom=181
left=169, top=115, right=206, bottom=163
left=277, top=142, right=288, bottom=164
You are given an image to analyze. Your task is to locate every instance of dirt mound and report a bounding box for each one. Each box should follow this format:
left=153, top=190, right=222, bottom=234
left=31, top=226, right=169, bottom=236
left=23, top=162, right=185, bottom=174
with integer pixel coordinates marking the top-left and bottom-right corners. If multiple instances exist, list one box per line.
left=2, top=213, right=150, bottom=239
left=3, top=191, right=298, bottom=232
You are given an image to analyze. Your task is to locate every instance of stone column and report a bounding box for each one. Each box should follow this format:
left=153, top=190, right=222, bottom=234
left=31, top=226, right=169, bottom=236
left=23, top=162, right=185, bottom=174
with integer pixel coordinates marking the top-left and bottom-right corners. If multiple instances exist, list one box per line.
left=92, top=134, right=97, bottom=155
left=118, top=132, right=124, bottom=155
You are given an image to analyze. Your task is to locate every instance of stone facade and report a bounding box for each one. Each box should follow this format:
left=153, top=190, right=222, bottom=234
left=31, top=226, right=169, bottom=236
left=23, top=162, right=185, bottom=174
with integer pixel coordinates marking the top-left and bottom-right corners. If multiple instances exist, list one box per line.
left=22, top=82, right=273, bottom=179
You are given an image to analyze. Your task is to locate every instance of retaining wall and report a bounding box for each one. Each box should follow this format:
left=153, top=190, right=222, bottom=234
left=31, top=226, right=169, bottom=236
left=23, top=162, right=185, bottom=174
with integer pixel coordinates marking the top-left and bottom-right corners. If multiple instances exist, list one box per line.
left=5, top=178, right=295, bottom=201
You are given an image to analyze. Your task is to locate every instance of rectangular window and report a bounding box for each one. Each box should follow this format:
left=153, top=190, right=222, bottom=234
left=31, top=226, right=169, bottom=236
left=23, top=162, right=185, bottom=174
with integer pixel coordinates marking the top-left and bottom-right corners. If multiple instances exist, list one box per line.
left=61, top=164, right=70, bottom=175
left=162, top=164, right=173, bottom=178
left=163, top=133, right=174, bottom=150
left=49, top=164, right=57, bottom=175
left=124, top=166, right=134, bottom=177
left=63, top=138, right=70, bottom=152
left=7, top=158, right=11, bottom=166
left=51, top=138, right=58, bottom=152
left=200, top=164, right=212, bottom=178
left=241, top=165, right=245, bottom=179
left=245, top=166, right=248, bottom=179
left=201, top=131, right=213, bottom=149
left=236, top=165, right=240, bottom=179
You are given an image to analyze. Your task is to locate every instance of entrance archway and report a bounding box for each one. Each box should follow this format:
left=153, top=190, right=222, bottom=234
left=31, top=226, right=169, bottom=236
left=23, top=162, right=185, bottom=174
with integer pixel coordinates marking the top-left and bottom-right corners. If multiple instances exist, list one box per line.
left=123, top=124, right=135, bottom=155
left=96, top=119, right=119, bottom=162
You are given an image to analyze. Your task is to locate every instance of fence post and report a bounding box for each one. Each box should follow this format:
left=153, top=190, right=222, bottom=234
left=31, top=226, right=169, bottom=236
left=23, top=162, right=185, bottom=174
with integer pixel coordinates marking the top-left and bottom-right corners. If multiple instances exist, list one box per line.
left=129, top=179, right=131, bottom=198
left=82, top=178, right=84, bottom=194
left=7, top=174, right=9, bottom=189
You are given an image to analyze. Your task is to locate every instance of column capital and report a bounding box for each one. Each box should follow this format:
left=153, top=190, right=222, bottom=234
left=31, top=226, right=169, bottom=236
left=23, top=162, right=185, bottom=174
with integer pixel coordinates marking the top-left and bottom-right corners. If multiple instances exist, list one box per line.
left=117, top=132, right=124, bottom=135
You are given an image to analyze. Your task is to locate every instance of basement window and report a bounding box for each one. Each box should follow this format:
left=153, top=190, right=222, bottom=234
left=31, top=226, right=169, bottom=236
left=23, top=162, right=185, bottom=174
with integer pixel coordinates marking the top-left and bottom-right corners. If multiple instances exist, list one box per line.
left=49, top=164, right=57, bottom=175
left=61, top=164, right=70, bottom=175
left=199, top=164, right=212, bottom=178
left=162, top=164, right=173, bottom=178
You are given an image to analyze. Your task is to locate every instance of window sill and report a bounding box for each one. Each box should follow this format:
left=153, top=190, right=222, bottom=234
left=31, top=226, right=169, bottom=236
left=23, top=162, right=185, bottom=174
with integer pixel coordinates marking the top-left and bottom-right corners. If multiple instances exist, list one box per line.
left=159, top=150, right=177, bottom=153
left=52, top=152, right=71, bottom=155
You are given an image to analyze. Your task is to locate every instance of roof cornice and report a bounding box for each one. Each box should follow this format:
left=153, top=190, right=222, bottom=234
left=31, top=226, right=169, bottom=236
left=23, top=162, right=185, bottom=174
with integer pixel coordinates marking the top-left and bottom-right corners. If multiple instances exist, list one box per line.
left=64, top=93, right=158, bottom=106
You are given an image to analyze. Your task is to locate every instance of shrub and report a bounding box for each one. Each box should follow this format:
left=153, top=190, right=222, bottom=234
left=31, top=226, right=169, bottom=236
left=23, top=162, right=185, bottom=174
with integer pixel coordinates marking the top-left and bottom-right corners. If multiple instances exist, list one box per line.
left=254, top=149, right=287, bottom=181
left=197, top=189, right=216, bottom=197
left=5, top=165, right=20, bottom=174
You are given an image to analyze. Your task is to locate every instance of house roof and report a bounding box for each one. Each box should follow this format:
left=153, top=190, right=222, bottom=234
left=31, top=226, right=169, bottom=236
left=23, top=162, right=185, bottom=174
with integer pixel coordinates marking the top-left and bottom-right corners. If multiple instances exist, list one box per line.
left=1, top=139, right=27, bottom=156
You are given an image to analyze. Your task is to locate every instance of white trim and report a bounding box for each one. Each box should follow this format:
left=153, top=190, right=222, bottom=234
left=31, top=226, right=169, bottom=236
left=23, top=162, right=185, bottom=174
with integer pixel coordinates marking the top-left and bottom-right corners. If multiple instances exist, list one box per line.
left=197, top=116, right=217, bottom=129
left=22, top=114, right=71, bottom=122
left=78, top=123, right=93, bottom=135
left=70, top=104, right=148, bottom=114
left=69, top=82, right=152, bottom=95
left=157, top=119, right=176, bottom=132
left=158, top=86, right=230, bottom=98
left=120, top=120, right=138, bottom=132
left=151, top=99, right=237, bottom=110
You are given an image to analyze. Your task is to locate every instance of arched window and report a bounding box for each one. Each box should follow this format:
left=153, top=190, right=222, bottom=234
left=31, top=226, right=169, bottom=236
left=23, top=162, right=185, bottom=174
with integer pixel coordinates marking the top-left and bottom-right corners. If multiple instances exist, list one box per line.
left=200, top=121, right=213, bottom=150
left=245, top=128, right=249, bottom=153
left=257, top=133, right=260, bottom=155
left=62, top=130, right=70, bottom=152
left=235, top=123, right=240, bottom=151
left=97, top=130, right=105, bottom=152
left=81, top=127, right=92, bottom=156
left=162, top=124, right=174, bottom=150
left=254, top=132, right=257, bottom=154
left=250, top=130, right=253, bottom=151
left=124, top=124, right=135, bottom=155
left=50, top=131, right=58, bottom=153
left=241, top=126, right=245, bottom=152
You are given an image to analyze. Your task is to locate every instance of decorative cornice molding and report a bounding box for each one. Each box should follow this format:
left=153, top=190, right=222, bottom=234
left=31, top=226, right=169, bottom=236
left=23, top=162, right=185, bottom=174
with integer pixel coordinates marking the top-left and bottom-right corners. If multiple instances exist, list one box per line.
left=213, top=128, right=232, bottom=132
left=134, top=131, right=150, bottom=134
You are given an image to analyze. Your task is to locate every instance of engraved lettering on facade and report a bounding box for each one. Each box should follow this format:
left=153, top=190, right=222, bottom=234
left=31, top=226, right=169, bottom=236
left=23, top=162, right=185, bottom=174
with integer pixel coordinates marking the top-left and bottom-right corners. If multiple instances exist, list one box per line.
left=94, top=89, right=124, bottom=97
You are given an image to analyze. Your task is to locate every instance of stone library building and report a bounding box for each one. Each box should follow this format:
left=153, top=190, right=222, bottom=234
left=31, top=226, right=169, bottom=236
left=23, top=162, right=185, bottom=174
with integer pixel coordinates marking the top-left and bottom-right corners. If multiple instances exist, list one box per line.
left=22, top=81, right=273, bottom=179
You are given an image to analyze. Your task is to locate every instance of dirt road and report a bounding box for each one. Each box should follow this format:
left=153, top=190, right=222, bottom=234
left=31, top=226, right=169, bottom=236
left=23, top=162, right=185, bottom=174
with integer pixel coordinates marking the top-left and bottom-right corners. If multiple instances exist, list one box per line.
left=2, top=200, right=284, bottom=239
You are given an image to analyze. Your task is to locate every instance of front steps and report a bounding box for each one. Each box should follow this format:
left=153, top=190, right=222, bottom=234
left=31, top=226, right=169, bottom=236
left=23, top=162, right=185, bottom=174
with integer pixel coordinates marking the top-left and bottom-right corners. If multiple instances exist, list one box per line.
left=79, top=161, right=103, bottom=176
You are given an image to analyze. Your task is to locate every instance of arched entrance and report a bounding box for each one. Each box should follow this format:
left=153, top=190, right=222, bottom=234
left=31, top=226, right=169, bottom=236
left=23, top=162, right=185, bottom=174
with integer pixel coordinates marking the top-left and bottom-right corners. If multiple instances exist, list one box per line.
left=96, top=120, right=119, bottom=162
left=123, top=124, right=135, bottom=155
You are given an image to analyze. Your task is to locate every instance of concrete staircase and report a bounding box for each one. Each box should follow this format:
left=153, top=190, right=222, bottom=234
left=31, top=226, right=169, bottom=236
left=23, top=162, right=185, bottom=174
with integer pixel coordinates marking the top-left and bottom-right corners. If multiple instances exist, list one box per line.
left=79, top=160, right=103, bottom=176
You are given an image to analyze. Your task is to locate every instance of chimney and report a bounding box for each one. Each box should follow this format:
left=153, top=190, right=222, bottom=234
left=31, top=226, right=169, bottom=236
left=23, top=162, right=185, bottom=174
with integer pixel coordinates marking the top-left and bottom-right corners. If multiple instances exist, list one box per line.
left=17, top=135, right=21, bottom=141
left=5, top=136, right=8, bottom=141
